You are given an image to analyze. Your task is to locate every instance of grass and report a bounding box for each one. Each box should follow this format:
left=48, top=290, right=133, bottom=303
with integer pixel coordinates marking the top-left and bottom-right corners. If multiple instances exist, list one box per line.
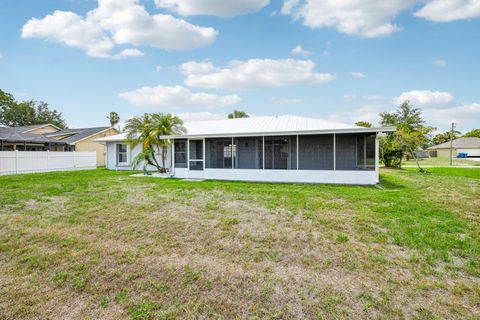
left=0, top=168, right=479, bottom=319
left=402, top=156, right=480, bottom=167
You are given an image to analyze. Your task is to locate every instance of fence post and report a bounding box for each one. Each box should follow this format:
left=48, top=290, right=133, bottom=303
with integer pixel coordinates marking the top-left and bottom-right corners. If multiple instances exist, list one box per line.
left=15, top=150, right=18, bottom=174
left=73, top=151, right=76, bottom=168
left=46, top=150, right=49, bottom=171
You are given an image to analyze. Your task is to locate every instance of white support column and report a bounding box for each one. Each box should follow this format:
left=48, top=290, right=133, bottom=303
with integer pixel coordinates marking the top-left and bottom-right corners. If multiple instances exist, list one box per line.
left=333, top=134, right=336, bottom=171
left=171, top=140, right=175, bottom=176
left=202, top=139, right=205, bottom=170
left=232, top=137, right=234, bottom=169
left=187, top=139, right=190, bottom=170
left=296, top=135, right=299, bottom=170
left=364, top=134, right=367, bottom=169
left=262, top=136, right=265, bottom=170
left=15, top=150, right=18, bottom=174
left=375, top=133, right=380, bottom=184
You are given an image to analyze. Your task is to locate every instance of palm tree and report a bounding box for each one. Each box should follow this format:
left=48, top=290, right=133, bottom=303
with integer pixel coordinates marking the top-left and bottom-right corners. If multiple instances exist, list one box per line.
left=228, top=110, right=249, bottom=119
left=107, top=111, right=120, bottom=127
left=149, top=113, right=187, bottom=171
left=124, top=113, right=186, bottom=173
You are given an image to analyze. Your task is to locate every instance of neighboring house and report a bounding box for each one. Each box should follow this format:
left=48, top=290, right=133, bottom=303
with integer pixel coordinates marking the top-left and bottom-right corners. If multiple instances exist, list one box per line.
left=427, top=137, right=480, bottom=158
left=97, top=115, right=394, bottom=185
left=0, top=124, right=119, bottom=166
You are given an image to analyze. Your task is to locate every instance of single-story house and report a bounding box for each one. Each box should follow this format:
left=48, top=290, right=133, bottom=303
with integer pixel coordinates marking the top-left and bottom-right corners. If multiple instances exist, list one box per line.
left=97, top=115, right=394, bottom=185
left=427, top=137, right=480, bottom=158
left=0, top=124, right=119, bottom=166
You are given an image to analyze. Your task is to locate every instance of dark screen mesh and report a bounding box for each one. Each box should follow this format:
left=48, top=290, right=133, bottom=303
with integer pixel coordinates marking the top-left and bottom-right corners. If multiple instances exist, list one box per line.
left=234, top=137, right=263, bottom=169
left=205, top=138, right=233, bottom=169
left=298, top=134, right=334, bottom=170
left=336, top=134, right=375, bottom=171
left=264, top=136, right=296, bottom=170
left=174, top=139, right=187, bottom=168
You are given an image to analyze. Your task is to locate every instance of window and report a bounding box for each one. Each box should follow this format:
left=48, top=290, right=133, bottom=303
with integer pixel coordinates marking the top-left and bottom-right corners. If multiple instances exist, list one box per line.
left=335, top=134, right=375, bottom=171
left=298, top=135, right=334, bottom=170
left=117, top=144, right=128, bottom=164
left=189, top=140, right=203, bottom=170
left=264, top=136, right=296, bottom=170
left=206, top=138, right=233, bottom=168
left=233, top=137, right=263, bottom=169
left=174, top=139, right=187, bottom=168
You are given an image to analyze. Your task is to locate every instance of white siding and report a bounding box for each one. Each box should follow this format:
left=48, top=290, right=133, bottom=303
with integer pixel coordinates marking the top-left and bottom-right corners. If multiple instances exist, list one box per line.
left=105, top=143, right=171, bottom=171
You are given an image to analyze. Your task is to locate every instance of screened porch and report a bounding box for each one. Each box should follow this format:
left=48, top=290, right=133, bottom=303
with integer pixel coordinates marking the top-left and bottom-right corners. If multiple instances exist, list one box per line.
left=172, top=133, right=376, bottom=172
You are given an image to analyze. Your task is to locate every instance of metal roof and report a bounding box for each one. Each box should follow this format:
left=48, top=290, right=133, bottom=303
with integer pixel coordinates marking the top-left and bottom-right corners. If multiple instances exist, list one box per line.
left=96, top=115, right=394, bottom=142
left=427, top=137, right=480, bottom=150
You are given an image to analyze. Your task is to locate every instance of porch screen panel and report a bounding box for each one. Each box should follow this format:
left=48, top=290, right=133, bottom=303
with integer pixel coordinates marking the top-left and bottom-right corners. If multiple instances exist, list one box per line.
left=365, top=134, right=376, bottom=170
left=264, top=136, right=296, bottom=170
left=174, top=139, right=187, bottom=168
left=189, top=140, right=203, bottom=160
left=335, top=134, right=357, bottom=170
left=205, top=138, right=233, bottom=168
left=234, top=137, right=263, bottom=169
left=298, top=134, right=334, bottom=170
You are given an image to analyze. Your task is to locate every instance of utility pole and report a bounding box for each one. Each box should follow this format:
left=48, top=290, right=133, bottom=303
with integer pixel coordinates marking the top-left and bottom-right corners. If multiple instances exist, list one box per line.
left=449, top=122, right=456, bottom=166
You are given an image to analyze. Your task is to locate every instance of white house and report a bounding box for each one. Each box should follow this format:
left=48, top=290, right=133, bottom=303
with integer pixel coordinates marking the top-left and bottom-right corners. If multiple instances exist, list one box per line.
left=96, top=115, right=394, bottom=185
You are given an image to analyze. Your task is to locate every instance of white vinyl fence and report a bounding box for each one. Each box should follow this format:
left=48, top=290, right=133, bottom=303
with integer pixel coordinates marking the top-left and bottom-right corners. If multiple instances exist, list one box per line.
left=0, top=151, right=96, bottom=175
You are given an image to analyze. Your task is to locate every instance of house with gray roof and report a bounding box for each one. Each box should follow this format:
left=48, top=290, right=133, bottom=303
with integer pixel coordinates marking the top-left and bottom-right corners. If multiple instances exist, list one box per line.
left=0, top=124, right=119, bottom=166
left=427, top=137, right=480, bottom=158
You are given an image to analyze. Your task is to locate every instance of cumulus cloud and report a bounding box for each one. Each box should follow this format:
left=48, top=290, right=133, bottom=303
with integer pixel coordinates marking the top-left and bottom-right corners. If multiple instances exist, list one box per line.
left=155, top=0, right=269, bottom=17
left=350, top=71, right=366, bottom=78
left=415, top=0, right=480, bottom=22
left=181, top=59, right=335, bottom=90
left=112, top=49, right=144, bottom=60
left=21, top=0, right=217, bottom=58
left=329, top=105, right=383, bottom=126
left=291, top=45, right=311, bottom=57
left=422, top=103, right=480, bottom=131
left=281, top=0, right=417, bottom=38
left=281, top=0, right=480, bottom=38
left=119, top=85, right=240, bottom=108
left=393, top=90, right=454, bottom=108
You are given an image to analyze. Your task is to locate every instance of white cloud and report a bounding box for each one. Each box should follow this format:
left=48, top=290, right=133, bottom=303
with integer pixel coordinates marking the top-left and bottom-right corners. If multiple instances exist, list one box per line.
left=0, top=52, right=3, bottom=59
left=175, top=112, right=228, bottom=122
left=281, top=0, right=480, bottom=38
left=329, top=105, right=383, bottom=126
left=119, top=85, right=240, bottom=108
left=415, top=0, right=480, bottom=22
left=112, top=48, right=144, bottom=60
left=155, top=65, right=163, bottom=72
left=350, top=71, right=366, bottom=78
left=394, top=90, right=454, bottom=108
left=155, top=0, right=269, bottom=17
left=272, top=97, right=303, bottom=104
left=433, top=58, right=447, bottom=67
left=343, top=94, right=357, bottom=101
left=422, top=103, right=480, bottom=131
left=21, top=0, right=217, bottom=59
left=182, top=58, right=335, bottom=90
left=281, top=0, right=418, bottom=38
left=291, top=45, right=311, bottom=57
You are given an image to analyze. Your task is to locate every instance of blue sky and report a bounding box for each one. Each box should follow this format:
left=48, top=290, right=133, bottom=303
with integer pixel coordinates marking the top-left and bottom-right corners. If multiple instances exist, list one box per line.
left=1, top=0, right=479, bottom=132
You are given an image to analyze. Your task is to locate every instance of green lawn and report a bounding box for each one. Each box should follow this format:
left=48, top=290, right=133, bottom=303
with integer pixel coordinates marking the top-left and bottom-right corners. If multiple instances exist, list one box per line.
left=402, top=156, right=480, bottom=167
left=0, top=168, right=479, bottom=319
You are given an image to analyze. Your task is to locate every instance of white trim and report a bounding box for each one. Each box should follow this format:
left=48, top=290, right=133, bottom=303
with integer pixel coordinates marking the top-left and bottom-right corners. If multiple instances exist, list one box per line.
left=115, top=143, right=130, bottom=166
left=22, top=123, right=62, bottom=133
left=296, top=135, right=299, bottom=170
left=333, top=134, right=336, bottom=171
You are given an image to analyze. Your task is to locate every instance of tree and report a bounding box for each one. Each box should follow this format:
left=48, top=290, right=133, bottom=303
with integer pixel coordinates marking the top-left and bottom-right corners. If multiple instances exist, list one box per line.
left=124, top=113, right=186, bottom=174
left=379, top=101, right=434, bottom=170
left=464, top=129, right=480, bottom=138
left=228, top=110, right=249, bottom=119
left=432, top=130, right=461, bottom=145
left=355, top=121, right=372, bottom=128
left=107, top=111, right=120, bottom=127
left=0, top=89, right=67, bottom=128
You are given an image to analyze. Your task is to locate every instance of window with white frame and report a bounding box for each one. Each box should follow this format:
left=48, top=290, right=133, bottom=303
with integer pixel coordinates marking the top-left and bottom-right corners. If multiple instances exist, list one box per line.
left=116, top=143, right=128, bottom=165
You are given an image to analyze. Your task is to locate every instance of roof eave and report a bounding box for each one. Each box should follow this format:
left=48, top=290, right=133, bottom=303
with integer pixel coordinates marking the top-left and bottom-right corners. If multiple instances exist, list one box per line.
left=160, top=127, right=395, bottom=139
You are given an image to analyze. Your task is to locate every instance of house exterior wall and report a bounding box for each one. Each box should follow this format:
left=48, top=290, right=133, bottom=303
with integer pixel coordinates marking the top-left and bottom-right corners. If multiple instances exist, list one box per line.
left=75, top=128, right=119, bottom=166
left=105, top=143, right=171, bottom=171
left=433, top=148, right=480, bottom=158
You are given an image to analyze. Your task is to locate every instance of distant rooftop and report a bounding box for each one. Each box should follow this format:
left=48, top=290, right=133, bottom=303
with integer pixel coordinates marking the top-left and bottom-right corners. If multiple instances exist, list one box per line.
left=428, top=137, right=480, bottom=149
